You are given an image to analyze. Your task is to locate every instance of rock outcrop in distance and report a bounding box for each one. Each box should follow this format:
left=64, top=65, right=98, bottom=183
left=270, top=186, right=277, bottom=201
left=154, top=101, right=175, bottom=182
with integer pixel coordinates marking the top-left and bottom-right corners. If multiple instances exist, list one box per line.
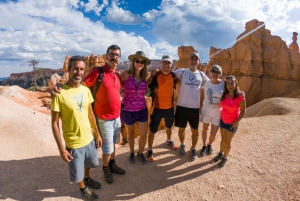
left=1, top=68, right=64, bottom=90
left=208, top=19, right=300, bottom=106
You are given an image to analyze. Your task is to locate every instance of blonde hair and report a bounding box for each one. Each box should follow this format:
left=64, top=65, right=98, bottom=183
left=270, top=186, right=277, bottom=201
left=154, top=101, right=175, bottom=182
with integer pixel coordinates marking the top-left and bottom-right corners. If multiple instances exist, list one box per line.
left=128, top=58, right=148, bottom=81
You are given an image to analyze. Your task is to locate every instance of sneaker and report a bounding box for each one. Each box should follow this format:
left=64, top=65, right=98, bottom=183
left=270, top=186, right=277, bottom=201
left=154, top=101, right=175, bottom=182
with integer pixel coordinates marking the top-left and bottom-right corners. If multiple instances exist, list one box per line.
left=110, top=162, right=126, bottom=174
left=147, top=150, right=154, bottom=162
left=129, top=153, right=135, bottom=164
left=206, top=144, right=213, bottom=155
left=81, top=187, right=98, bottom=201
left=137, top=153, right=147, bottom=164
left=213, top=152, right=224, bottom=162
left=200, top=146, right=206, bottom=157
left=84, top=178, right=101, bottom=189
left=179, top=144, right=186, bottom=155
left=190, top=148, right=196, bottom=160
left=166, top=140, right=177, bottom=150
left=103, top=167, right=114, bottom=184
left=218, top=157, right=228, bottom=167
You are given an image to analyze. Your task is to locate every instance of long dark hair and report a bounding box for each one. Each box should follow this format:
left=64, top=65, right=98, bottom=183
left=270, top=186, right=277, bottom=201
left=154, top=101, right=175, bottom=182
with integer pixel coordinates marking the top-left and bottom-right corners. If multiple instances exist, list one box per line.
left=128, top=58, right=148, bottom=81
left=220, top=75, right=240, bottom=101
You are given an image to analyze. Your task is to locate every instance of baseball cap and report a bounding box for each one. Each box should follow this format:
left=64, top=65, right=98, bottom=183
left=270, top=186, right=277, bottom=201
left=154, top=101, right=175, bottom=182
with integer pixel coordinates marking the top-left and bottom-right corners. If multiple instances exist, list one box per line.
left=161, top=55, right=173, bottom=62
left=189, top=52, right=200, bottom=59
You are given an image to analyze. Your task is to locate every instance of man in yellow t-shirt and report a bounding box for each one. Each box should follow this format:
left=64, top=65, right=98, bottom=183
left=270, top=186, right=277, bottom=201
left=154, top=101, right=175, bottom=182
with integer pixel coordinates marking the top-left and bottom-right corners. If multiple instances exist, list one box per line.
left=147, top=55, right=178, bottom=162
left=51, top=56, right=102, bottom=200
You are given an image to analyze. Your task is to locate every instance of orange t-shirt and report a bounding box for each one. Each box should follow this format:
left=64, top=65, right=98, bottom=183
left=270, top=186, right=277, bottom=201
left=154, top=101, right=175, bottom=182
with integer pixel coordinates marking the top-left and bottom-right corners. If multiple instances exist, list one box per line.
left=154, top=72, right=174, bottom=109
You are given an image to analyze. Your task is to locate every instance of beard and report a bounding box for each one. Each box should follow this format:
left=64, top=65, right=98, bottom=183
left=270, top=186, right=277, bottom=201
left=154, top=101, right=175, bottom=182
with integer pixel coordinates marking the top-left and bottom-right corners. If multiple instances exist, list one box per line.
left=72, top=77, right=82, bottom=83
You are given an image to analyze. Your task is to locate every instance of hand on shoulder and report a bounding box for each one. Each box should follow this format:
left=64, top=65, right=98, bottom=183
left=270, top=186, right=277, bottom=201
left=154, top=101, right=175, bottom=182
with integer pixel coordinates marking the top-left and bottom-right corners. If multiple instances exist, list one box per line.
left=239, top=91, right=246, bottom=98
left=120, top=70, right=130, bottom=82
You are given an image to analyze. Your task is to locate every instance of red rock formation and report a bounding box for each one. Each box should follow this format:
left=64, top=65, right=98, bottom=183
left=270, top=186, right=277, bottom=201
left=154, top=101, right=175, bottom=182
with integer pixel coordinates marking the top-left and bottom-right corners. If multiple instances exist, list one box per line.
left=289, top=32, right=299, bottom=52
left=175, top=46, right=203, bottom=70
left=208, top=19, right=300, bottom=106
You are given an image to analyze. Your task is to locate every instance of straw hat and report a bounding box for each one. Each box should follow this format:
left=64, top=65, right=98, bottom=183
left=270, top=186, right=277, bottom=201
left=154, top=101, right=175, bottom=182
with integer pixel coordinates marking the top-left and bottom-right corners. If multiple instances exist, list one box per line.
left=128, top=51, right=151, bottom=65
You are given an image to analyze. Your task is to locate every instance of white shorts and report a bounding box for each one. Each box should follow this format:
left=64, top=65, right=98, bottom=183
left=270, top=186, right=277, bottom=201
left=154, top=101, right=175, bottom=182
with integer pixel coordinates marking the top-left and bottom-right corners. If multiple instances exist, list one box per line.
left=201, top=108, right=221, bottom=126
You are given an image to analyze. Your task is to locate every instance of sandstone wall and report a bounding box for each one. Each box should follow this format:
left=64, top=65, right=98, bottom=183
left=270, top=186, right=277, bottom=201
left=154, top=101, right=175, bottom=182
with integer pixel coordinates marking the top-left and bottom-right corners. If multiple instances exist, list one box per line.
left=208, top=19, right=300, bottom=106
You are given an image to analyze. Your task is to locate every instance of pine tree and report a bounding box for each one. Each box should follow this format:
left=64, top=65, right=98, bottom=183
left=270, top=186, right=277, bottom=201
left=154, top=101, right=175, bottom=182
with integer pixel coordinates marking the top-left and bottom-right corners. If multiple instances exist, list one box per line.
left=28, top=59, right=39, bottom=91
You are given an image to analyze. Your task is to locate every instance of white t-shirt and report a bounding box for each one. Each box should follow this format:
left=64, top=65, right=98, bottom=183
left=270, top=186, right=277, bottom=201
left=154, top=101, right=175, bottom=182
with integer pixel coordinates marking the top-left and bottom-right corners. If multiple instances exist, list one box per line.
left=202, top=80, right=225, bottom=116
left=174, top=68, right=209, bottom=109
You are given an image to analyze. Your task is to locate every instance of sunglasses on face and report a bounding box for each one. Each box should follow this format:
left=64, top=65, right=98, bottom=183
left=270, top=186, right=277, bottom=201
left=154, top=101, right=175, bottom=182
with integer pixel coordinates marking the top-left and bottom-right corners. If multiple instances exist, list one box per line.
left=135, top=59, right=145, bottom=64
left=211, top=70, right=221, bottom=74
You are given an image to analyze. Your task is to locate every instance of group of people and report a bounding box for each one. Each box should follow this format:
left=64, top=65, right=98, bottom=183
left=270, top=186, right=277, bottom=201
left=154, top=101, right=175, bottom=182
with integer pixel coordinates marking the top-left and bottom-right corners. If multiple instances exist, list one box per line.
left=51, top=44, right=246, bottom=200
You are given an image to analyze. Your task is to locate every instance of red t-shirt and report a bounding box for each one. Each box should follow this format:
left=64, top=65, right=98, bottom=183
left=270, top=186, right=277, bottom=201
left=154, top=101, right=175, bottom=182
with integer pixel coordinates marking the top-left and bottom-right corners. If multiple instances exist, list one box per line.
left=220, top=94, right=245, bottom=124
left=84, top=64, right=121, bottom=120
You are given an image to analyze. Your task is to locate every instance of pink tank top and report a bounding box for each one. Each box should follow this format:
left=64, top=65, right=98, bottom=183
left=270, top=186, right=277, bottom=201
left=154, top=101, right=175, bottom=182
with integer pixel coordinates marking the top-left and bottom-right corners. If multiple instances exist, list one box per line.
left=122, top=76, right=147, bottom=111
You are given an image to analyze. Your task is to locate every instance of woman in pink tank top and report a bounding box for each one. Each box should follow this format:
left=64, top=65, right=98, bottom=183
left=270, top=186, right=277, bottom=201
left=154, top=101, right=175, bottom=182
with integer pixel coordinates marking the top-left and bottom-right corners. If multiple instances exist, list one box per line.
left=213, top=75, right=246, bottom=167
left=120, top=51, right=151, bottom=164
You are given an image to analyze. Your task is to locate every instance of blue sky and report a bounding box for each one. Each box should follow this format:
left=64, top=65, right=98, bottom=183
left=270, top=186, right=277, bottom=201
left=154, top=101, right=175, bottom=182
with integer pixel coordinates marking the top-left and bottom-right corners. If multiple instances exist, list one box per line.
left=0, top=0, right=300, bottom=77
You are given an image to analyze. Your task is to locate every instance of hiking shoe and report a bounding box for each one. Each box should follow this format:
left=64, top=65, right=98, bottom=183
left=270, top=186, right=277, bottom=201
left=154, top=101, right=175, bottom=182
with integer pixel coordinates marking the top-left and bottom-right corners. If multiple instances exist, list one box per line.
left=213, top=152, right=224, bottom=162
left=166, top=140, right=178, bottom=150
left=129, top=153, right=135, bottom=164
left=110, top=162, right=126, bottom=174
left=206, top=144, right=213, bottom=155
left=81, top=187, right=98, bottom=201
left=103, top=167, right=114, bottom=184
left=84, top=178, right=101, bottom=189
left=137, top=153, right=147, bottom=164
left=179, top=144, right=186, bottom=155
left=147, top=150, right=154, bottom=162
left=200, top=146, right=207, bottom=157
left=218, top=157, right=228, bottom=167
left=190, top=148, right=196, bottom=160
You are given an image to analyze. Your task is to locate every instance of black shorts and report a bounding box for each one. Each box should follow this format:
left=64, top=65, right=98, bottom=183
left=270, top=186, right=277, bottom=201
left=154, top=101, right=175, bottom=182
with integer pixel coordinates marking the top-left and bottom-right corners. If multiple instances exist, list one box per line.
left=150, top=107, right=174, bottom=133
left=174, top=106, right=199, bottom=129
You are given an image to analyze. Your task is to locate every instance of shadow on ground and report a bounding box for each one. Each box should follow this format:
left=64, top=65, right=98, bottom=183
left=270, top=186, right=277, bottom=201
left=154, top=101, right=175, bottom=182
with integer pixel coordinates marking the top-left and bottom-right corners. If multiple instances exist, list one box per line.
left=0, top=143, right=219, bottom=201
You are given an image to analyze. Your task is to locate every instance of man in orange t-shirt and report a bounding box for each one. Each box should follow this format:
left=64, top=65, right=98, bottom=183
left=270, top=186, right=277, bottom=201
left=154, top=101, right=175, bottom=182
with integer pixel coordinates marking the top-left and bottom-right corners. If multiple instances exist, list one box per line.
left=147, top=55, right=178, bottom=162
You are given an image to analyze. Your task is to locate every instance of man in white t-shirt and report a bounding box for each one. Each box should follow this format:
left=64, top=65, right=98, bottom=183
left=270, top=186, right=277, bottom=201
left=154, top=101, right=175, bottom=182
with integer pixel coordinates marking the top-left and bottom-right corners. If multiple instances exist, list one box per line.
left=174, top=52, right=209, bottom=160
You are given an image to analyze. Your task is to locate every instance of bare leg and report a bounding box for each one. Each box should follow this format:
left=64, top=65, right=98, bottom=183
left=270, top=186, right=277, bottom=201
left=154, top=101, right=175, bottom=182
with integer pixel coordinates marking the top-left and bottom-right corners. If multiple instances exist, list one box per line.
left=220, top=128, right=226, bottom=153
left=77, top=180, right=85, bottom=188
left=208, top=124, right=220, bottom=145
left=137, top=121, right=148, bottom=154
left=148, top=132, right=155, bottom=149
left=202, top=123, right=209, bottom=146
left=84, top=168, right=90, bottom=178
left=223, top=130, right=234, bottom=157
left=125, top=124, right=135, bottom=153
left=178, top=127, right=186, bottom=144
left=191, top=128, right=199, bottom=148
left=166, top=127, right=172, bottom=141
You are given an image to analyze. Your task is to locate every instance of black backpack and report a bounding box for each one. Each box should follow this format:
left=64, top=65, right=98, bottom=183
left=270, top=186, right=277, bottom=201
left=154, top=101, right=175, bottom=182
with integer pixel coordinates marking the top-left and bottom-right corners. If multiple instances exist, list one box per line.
left=89, top=67, right=104, bottom=109
left=148, top=71, right=178, bottom=106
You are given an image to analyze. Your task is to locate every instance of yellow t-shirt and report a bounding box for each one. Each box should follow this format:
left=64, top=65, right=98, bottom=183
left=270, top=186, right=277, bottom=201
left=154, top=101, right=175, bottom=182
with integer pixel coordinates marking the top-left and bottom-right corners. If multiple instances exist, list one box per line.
left=51, top=84, right=94, bottom=149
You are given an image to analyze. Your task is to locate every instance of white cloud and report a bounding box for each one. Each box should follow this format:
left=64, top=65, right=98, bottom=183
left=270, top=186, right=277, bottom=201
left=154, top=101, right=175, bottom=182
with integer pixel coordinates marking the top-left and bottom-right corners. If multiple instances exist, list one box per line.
left=106, top=2, right=144, bottom=25
left=82, top=0, right=108, bottom=16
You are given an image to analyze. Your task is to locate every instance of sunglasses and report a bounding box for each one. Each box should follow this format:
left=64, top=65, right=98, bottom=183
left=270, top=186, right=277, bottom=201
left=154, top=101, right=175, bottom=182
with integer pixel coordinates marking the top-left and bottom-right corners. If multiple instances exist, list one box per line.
left=107, top=53, right=121, bottom=58
left=211, top=70, right=221, bottom=74
left=135, top=59, right=145, bottom=64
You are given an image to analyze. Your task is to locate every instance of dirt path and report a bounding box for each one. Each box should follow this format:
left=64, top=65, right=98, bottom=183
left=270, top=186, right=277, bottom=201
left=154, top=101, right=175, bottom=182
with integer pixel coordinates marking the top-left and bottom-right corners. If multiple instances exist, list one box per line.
left=0, top=86, right=299, bottom=201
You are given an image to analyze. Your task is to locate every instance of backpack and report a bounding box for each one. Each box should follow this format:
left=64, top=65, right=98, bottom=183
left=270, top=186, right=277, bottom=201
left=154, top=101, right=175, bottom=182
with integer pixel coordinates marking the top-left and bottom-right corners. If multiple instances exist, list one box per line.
left=148, top=71, right=178, bottom=106
left=89, top=67, right=104, bottom=109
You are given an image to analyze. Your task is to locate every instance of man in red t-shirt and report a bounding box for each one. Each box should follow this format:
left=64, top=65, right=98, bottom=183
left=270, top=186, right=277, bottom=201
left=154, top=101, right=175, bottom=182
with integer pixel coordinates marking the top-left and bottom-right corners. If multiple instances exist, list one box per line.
left=83, top=45, right=125, bottom=184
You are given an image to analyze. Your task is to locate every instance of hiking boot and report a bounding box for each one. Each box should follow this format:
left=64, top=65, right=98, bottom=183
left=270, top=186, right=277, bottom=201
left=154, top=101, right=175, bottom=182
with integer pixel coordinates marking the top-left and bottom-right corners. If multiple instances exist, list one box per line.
left=200, top=146, right=206, bottom=157
left=218, top=157, right=228, bottom=167
left=137, top=153, right=147, bottom=164
left=84, top=178, right=101, bottom=189
left=103, top=167, right=114, bottom=184
left=110, top=162, right=126, bottom=174
left=213, top=152, right=224, bottom=162
left=206, top=144, right=213, bottom=155
left=190, top=148, right=196, bottom=160
left=179, top=144, right=186, bottom=155
left=166, top=140, right=177, bottom=150
left=147, top=150, right=154, bottom=162
left=129, top=153, right=135, bottom=164
left=81, top=187, right=98, bottom=201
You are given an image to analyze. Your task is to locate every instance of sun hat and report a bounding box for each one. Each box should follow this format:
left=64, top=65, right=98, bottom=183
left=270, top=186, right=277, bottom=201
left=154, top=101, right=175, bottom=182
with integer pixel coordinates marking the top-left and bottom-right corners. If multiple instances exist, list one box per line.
left=161, top=55, right=173, bottom=63
left=128, top=51, right=151, bottom=65
left=189, top=52, right=200, bottom=59
left=210, top=64, right=222, bottom=75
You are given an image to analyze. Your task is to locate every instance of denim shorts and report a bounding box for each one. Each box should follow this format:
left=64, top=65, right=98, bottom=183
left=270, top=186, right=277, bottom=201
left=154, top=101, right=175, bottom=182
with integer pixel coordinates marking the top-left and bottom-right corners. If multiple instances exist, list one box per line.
left=96, top=117, right=121, bottom=154
left=219, top=119, right=239, bottom=133
left=66, top=139, right=99, bottom=183
left=121, top=107, right=148, bottom=125
left=150, top=107, right=174, bottom=133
